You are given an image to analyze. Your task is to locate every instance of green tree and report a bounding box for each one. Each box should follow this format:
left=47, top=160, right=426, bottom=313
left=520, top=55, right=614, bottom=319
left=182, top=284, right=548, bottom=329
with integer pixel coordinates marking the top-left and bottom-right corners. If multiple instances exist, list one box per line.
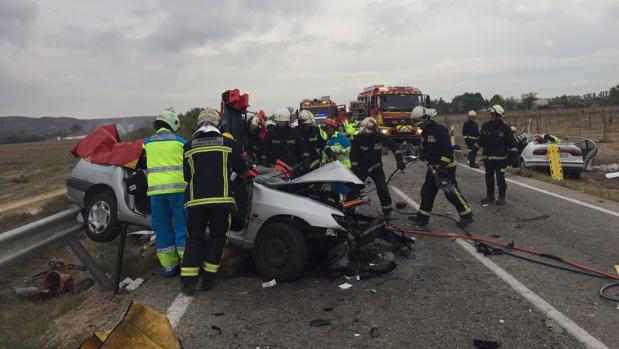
left=489, top=94, right=505, bottom=107
left=450, top=92, right=486, bottom=113
left=433, top=98, right=451, bottom=115
left=609, top=84, right=619, bottom=106
left=503, top=97, right=519, bottom=111
left=521, top=92, right=538, bottom=110
left=177, top=107, right=204, bottom=140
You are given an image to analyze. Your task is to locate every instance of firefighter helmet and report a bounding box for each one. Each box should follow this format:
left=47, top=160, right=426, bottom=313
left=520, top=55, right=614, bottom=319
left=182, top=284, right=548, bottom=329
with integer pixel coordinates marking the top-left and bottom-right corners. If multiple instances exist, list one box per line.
left=156, top=111, right=180, bottom=132
left=410, top=106, right=436, bottom=126
left=196, top=107, right=221, bottom=127
left=249, top=115, right=262, bottom=127
left=223, top=132, right=235, bottom=140
left=488, top=104, right=505, bottom=118
left=360, top=117, right=378, bottom=134
left=298, top=109, right=316, bottom=125
left=323, top=118, right=337, bottom=128
left=273, top=107, right=291, bottom=125
left=468, top=110, right=477, bottom=117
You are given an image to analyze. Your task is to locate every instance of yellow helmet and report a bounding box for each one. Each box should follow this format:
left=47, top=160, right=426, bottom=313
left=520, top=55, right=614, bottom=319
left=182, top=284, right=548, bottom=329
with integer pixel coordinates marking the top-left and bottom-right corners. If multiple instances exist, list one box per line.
left=197, top=107, right=221, bottom=127
left=223, top=132, right=235, bottom=140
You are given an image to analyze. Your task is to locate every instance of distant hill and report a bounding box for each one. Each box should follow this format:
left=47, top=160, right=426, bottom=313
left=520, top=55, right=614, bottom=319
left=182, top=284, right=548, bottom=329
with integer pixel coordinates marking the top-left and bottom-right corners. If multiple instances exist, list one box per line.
left=0, top=116, right=155, bottom=144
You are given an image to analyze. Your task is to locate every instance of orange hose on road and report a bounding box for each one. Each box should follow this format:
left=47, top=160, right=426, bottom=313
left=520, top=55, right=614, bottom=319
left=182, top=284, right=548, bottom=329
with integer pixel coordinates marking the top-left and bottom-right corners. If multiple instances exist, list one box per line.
left=386, top=226, right=619, bottom=281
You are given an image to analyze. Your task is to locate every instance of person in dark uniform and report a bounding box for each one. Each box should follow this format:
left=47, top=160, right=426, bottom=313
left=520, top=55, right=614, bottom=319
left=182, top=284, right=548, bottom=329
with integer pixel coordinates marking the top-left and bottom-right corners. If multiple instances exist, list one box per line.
left=297, top=109, right=325, bottom=173
left=180, top=108, right=253, bottom=295
left=473, top=104, right=518, bottom=206
left=408, top=106, right=473, bottom=228
left=261, top=107, right=309, bottom=172
left=247, top=114, right=265, bottom=163
left=462, top=110, right=480, bottom=168
left=348, top=117, right=405, bottom=221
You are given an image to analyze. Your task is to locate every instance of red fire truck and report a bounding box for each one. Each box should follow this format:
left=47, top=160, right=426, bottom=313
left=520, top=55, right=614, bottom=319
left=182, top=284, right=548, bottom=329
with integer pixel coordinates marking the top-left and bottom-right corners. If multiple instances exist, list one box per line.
left=350, top=85, right=430, bottom=144
left=300, top=96, right=346, bottom=126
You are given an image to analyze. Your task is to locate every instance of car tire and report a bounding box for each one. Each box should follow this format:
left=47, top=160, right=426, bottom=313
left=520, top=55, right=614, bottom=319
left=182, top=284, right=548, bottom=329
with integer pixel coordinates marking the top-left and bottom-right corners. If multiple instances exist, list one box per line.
left=253, top=222, right=307, bottom=281
left=84, top=191, right=120, bottom=242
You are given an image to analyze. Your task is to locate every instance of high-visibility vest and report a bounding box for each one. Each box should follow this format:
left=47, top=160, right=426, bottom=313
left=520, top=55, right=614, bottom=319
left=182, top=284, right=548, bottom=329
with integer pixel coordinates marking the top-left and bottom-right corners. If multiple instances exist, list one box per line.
left=344, top=121, right=359, bottom=138
left=143, top=128, right=187, bottom=196
left=326, top=131, right=352, bottom=168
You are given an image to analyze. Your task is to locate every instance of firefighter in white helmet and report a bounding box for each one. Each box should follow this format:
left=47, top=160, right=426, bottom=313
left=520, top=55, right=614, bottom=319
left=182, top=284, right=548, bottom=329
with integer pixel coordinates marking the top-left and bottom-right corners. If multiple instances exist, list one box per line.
left=348, top=117, right=405, bottom=221
left=408, top=106, right=473, bottom=228
left=297, top=109, right=325, bottom=173
left=261, top=107, right=309, bottom=172
left=472, top=104, right=517, bottom=206
left=462, top=110, right=480, bottom=168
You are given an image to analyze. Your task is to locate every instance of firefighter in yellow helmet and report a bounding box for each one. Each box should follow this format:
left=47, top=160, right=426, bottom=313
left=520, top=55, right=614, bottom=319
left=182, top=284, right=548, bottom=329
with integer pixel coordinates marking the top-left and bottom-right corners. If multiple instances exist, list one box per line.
left=180, top=108, right=254, bottom=295
left=143, top=111, right=187, bottom=277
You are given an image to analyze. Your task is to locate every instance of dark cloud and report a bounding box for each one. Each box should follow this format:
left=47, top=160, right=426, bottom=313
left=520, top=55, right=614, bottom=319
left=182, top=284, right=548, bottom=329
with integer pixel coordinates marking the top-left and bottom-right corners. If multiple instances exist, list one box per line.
left=0, top=0, right=37, bottom=47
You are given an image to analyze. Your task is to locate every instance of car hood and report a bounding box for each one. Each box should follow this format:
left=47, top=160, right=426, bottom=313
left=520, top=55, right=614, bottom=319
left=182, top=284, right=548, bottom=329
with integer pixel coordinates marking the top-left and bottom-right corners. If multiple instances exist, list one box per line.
left=292, top=161, right=363, bottom=185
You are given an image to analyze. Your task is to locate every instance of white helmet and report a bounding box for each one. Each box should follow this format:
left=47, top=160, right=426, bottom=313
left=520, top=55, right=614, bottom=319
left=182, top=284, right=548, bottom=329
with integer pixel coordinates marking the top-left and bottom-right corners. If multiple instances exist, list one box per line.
left=156, top=111, right=180, bottom=132
left=273, top=107, right=291, bottom=125
left=410, top=106, right=437, bottom=126
left=196, top=107, right=221, bottom=128
left=249, top=115, right=261, bottom=127
left=298, top=109, right=316, bottom=125
left=488, top=104, right=505, bottom=117
left=360, top=117, right=378, bottom=134
left=468, top=110, right=477, bottom=117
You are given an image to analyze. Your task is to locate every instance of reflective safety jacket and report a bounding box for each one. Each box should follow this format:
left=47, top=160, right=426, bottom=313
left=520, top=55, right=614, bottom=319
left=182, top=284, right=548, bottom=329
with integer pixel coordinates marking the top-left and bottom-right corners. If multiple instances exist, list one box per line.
left=350, top=132, right=402, bottom=173
left=298, top=125, right=326, bottom=170
left=420, top=121, right=456, bottom=169
left=344, top=120, right=359, bottom=139
left=462, top=120, right=480, bottom=142
left=183, top=130, right=248, bottom=208
left=475, top=120, right=517, bottom=161
left=143, top=128, right=187, bottom=196
left=261, top=126, right=309, bottom=167
left=325, top=131, right=351, bottom=168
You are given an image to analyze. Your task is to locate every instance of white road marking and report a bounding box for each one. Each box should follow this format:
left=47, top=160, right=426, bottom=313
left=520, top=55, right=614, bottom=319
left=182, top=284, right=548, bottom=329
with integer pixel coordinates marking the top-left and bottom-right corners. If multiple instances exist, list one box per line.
left=166, top=292, right=193, bottom=328
left=457, top=164, right=619, bottom=218
left=390, top=186, right=610, bottom=349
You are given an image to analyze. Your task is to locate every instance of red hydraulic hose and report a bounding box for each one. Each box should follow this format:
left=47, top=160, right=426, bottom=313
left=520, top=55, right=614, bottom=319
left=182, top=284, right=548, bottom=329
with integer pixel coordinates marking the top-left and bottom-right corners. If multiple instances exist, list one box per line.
left=386, top=226, right=619, bottom=281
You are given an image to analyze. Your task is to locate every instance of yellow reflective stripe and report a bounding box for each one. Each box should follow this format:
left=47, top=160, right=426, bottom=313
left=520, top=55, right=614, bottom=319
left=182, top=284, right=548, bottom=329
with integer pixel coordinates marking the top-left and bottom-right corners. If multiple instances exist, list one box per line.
left=148, top=165, right=183, bottom=173
left=223, top=151, right=228, bottom=199
left=440, top=156, right=451, bottom=164
left=487, top=156, right=508, bottom=160
left=459, top=207, right=472, bottom=215
left=510, top=148, right=518, bottom=152
left=452, top=187, right=471, bottom=214
left=189, top=156, right=195, bottom=201
left=202, top=262, right=219, bottom=273
left=147, top=183, right=187, bottom=194
left=447, top=161, right=457, bottom=168
left=418, top=209, right=431, bottom=216
left=368, top=163, right=381, bottom=172
left=185, top=146, right=231, bottom=158
left=181, top=267, right=200, bottom=277
left=185, top=197, right=235, bottom=208
left=310, top=159, right=321, bottom=168
left=463, top=136, right=478, bottom=140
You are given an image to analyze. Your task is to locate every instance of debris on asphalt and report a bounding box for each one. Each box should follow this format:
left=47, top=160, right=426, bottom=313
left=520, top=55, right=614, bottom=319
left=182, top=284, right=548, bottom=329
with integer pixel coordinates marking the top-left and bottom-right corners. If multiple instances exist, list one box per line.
left=323, top=307, right=334, bottom=312
left=499, top=319, right=505, bottom=323
left=212, top=312, right=225, bottom=317
left=365, top=289, right=377, bottom=293
left=395, top=202, right=407, bottom=209
left=520, top=214, right=550, bottom=222
left=354, top=333, right=361, bottom=337
left=345, top=275, right=360, bottom=281
left=482, top=204, right=489, bottom=207
left=614, top=264, right=619, bottom=276
left=490, top=234, right=501, bottom=238
left=473, top=339, right=500, bottom=349
left=238, top=291, right=248, bottom=295
left=14, top=287, right=40, bottom=297
left=605, top=171, right=619, bottom=179
left=210, top=325, right=222, bottom=336
left=118, top=277, right=144, bottom=292
left=309, top=319, right=330, bottom=327
left=369, top=327, right=381, bottom=338
left=338, top=283, right=353, bottom=289
left=262, top=279, right=277, bottom=288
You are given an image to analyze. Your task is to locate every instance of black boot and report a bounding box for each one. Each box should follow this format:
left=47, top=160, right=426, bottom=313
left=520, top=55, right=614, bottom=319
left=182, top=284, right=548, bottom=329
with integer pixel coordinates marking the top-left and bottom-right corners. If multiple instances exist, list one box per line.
left=456, top=214, right=473, bottom=228
left=496, top=195, right=505, bottom=206
left=181, top=282, right=196, bottom=296
left=408, top=213, right=428, bottom=227
left=481, top=193, right=494, bottom=205
left=201, top=273, right=216, bottom=291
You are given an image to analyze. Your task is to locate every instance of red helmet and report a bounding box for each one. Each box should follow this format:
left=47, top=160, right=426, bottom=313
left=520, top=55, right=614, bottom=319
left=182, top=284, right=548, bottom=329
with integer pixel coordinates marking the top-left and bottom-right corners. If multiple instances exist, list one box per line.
left=323, top=118, right=337, bottom=128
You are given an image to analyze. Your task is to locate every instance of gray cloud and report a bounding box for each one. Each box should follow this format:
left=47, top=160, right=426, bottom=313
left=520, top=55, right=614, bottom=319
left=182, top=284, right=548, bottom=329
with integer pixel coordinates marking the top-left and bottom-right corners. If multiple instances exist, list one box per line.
left=0, top=0, right=37, bottom=47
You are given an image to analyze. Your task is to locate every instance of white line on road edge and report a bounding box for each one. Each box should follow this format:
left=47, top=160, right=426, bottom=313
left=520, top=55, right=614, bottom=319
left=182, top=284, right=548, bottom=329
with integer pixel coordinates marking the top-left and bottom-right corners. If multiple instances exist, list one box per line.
left=458, top=164, right=619, bottom=218
left=390, top=186, right=610, bottom=349
left=166, top=292, right=193, bottom=329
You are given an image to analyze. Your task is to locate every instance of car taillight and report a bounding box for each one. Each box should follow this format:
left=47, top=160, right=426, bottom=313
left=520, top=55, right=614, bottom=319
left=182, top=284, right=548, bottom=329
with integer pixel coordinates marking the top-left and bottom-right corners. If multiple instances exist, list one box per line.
left=533, top=149, right=547, bottom=155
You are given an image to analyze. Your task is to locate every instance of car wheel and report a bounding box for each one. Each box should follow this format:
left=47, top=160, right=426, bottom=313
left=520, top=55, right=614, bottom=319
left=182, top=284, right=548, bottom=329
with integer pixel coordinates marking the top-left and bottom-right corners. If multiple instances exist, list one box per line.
left=84, top=192, right=120, bottom=242
left=253, top=222, right=307, bottom=281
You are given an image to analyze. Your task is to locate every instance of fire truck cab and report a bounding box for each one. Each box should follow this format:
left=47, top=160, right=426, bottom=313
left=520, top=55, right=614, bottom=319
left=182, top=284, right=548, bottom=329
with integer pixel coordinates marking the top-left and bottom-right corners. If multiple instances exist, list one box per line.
left=350, top=85, right=430, bottom=144
left=300, top=96, right=346, bottom=126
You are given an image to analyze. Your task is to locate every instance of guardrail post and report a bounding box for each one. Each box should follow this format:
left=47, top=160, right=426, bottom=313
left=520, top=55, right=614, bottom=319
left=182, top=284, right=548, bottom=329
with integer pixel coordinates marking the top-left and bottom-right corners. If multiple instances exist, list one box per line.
left=113, top=224, right=129, bottom=295
left=66, top=235, right=112, bottom=291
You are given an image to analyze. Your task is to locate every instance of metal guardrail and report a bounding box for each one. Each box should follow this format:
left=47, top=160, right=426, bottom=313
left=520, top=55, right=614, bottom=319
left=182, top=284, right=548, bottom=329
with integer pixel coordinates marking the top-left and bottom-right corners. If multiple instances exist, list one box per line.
left=0, top=206, right=112, bottom=290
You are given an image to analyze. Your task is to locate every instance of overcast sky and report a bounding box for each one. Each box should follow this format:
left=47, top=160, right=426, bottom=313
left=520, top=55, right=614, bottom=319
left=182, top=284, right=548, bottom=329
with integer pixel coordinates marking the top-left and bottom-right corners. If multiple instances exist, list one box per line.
left=1, top=0, right=618, bottom=118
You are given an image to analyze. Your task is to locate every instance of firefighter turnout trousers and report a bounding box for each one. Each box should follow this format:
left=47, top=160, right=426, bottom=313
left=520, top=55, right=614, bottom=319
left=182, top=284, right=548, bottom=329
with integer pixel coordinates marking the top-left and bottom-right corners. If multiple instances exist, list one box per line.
left=484, top=159, right=508, bottom=197
left=350, top=167, right=392, bottom=215
left=181, top=206, right=231, bottom=284
left=417, top=167, right=472, bottom=224
left=465, top=139, right=478, bottom=166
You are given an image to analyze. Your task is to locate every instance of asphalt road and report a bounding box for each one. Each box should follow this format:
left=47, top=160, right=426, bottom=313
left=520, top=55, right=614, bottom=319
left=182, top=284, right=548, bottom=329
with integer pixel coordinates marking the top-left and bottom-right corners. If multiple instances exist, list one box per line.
left=113, top=156, right=618, bottom=349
